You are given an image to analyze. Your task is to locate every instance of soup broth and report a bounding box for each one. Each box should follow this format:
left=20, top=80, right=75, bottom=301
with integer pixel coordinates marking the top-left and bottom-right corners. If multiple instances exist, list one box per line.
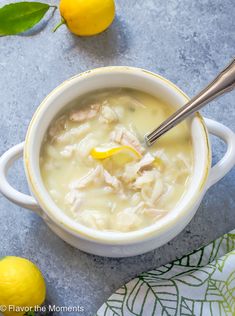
left=40, top=89, right=193, bottom=232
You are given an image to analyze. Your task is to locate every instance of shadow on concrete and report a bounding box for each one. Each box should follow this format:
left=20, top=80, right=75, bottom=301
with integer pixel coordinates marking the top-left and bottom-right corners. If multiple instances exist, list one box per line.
left=64, top=16, right=129, bottom=59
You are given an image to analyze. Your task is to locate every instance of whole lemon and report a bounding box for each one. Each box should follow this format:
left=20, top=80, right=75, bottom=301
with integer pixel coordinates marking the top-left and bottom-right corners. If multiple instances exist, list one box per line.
left=57, top=0, right=115, bottom=36
left=0, top=256, right=46, bottom=316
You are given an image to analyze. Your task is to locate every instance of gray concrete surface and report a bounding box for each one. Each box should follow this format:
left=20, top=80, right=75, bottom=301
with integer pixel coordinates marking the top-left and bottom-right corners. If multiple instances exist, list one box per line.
left=0, top=0, right=234, bottom=315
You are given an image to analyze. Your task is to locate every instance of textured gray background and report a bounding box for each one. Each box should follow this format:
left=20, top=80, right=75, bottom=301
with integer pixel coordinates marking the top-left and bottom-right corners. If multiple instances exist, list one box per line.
left=0, top=0, right=235, bottom=315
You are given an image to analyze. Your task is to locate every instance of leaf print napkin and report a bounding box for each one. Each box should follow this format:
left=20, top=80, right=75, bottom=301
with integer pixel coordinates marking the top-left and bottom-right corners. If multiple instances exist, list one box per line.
left=96, top=230, right=235, bottom=316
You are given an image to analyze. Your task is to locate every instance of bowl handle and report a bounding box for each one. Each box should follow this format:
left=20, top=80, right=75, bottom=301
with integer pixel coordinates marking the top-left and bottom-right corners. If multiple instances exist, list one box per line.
left=0, top=142, right=41, bottom=216
left=205, top=118, right=235, bottom=189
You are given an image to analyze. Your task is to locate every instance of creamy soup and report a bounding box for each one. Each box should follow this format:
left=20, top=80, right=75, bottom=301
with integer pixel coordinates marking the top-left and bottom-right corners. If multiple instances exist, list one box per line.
left=40, top=89, right=193, bottom=232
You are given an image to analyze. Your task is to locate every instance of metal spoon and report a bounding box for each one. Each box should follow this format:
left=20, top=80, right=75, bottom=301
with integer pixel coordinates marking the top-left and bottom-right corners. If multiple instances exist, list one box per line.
left=145, top=58, right=235, bottom=146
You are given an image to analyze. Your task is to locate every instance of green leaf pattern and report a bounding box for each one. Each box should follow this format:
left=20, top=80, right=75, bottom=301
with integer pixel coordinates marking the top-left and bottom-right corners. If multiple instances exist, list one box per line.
left=96, top=230, right=235, bottom=316
left=0, top=2, right=52, bottom=36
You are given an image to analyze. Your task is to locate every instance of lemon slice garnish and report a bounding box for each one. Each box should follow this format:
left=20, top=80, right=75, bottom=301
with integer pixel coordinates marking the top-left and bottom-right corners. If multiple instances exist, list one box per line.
left=91, top=145, right=142, bottom=160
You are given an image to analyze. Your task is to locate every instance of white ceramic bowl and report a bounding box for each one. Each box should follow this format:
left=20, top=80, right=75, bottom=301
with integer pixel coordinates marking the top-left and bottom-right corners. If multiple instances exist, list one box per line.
left=0, top=67, right=235, bottom=257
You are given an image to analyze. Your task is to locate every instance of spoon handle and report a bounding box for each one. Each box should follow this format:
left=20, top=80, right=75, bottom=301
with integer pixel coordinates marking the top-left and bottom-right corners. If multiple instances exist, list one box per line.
left=145, top=58, right=235, bottom=146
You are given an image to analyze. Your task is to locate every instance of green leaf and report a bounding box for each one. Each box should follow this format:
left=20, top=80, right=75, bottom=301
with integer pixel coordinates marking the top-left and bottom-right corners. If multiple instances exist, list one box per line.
left=0, top=2, right=52, bottom=36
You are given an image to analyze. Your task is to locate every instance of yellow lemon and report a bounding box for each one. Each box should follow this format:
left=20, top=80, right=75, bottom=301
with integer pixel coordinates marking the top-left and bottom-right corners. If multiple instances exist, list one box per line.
left=0, top=256, right=46, bottom=316
left=91, top=145, right=142, bottom=161
left=55, top=0, right=115, bottom=36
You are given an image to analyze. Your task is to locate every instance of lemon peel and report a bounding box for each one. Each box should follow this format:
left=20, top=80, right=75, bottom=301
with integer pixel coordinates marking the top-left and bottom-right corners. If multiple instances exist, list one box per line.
left=91, top=145, right=142, bottom=160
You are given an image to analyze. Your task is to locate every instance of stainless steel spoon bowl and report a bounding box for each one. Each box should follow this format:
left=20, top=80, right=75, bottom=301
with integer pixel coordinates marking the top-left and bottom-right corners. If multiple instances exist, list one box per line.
left=145, top=58, right=235, bottom=146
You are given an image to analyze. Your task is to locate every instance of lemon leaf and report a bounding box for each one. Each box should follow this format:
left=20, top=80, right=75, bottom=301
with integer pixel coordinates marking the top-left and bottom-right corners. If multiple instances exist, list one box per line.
left=0, top=2, right=54, bottom=36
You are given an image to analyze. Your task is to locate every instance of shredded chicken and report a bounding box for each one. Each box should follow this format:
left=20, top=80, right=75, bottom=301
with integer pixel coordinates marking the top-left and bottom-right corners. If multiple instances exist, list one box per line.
left=60, top=132, right=97, bottom=158
left=69, top=103, right=100, bottom=122
left=123, top=201, right=145, bottom=214
left=130, top=192, right=141, bottom=205
left=78, top=210, right=108, bottom=230
left=133, top=170, right=158, bottom=188
left=69, top=165, right=102, bottom=189
left=48, top=115, right=67, bottom=138
left=122, top=153, right=155, bottom=182
left=110, top=126, right=145, bottom=154
left=142, top=208, right=167, bottom=218
left=113, top=106, right=124, bottom=119
left=115, top=212, right=142, bottom=232
left=77, top=133, right=98, bottom=158
left=69, top=165, right=120, bottom=193
left=138, top=153, right=155, bottom=169
left=99, top=103, right=118, bottom=124
left=141, top=178, right=164, bottom=205
left=114, top=203, right=144, bottom=232
left=103, top=169, right=121, bottom=189
left=57, top=123, right=90, bottom=143
left=65, top=190, right=84, bottom=213
left=150, top=178, right=164, bottom=204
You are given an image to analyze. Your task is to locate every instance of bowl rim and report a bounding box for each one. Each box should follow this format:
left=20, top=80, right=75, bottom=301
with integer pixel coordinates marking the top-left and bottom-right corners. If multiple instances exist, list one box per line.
left=24, top=66, right=211, bottom=244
